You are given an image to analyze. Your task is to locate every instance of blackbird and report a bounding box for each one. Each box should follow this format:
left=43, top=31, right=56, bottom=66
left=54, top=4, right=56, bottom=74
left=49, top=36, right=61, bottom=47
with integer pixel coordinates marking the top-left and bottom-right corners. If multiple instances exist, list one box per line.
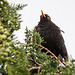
left=35, top=10, right=68, bottom=60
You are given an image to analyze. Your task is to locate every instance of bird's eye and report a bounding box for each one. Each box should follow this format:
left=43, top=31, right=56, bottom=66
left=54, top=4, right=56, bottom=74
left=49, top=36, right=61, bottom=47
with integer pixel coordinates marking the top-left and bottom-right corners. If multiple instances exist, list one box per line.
left=47, top=17, right=50, bottom=20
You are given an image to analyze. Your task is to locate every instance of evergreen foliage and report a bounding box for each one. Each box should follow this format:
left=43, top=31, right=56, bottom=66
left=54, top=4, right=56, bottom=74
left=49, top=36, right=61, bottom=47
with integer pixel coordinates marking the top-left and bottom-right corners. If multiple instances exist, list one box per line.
left=0, top=0, right=75, bottom=75
left=0, top=0, right=29, bottom=75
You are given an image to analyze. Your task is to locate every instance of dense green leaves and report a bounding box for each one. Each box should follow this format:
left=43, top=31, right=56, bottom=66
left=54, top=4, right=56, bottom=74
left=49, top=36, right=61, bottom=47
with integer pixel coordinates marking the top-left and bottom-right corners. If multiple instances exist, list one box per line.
left=0, top=0, right=27, bottom=34
left=0, top=0, right=29, bottom=75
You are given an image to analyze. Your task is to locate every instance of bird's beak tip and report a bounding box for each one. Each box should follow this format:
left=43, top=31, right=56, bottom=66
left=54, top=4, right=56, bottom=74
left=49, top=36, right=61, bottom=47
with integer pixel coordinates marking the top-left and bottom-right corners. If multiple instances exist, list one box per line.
left=41, top=10, right=46, bottom=17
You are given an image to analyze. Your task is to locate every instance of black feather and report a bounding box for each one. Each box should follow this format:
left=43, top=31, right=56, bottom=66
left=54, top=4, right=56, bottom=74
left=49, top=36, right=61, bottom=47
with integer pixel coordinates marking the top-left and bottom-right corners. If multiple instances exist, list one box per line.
left=35, top=13, right=68, bottom=60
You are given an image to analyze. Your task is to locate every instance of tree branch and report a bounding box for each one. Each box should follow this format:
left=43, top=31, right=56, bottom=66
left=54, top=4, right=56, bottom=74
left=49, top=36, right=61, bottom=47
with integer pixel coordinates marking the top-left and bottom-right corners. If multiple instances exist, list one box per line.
left=28, top=57, right=42, bottom=72
left=34, top=43, right=66, bottom=67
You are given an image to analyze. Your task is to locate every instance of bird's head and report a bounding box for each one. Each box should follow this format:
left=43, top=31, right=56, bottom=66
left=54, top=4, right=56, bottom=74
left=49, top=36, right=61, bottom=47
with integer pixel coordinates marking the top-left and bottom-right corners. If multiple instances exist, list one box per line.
left=40, top=10, right=51, bottom=22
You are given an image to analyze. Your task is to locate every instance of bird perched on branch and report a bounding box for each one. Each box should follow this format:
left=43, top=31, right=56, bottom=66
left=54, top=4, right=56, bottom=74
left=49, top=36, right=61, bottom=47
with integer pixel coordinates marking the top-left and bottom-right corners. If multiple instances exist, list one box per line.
left=35, top=10, right=68, bottom=60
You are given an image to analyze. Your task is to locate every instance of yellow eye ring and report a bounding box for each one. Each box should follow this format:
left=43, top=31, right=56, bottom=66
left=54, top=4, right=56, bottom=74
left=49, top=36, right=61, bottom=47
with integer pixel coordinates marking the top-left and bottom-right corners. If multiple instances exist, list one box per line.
left=47, top=17, right=50, bottom=20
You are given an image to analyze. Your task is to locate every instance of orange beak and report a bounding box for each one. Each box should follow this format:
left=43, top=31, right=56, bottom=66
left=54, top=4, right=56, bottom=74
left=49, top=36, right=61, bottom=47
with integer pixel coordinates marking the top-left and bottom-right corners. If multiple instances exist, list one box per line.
left=41, top=10, right=46, bottom=17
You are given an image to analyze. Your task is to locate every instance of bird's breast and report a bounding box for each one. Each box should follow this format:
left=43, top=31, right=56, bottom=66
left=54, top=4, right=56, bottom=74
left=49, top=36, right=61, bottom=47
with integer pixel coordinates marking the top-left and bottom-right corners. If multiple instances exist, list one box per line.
left=37, top=26, right=56, bottom=39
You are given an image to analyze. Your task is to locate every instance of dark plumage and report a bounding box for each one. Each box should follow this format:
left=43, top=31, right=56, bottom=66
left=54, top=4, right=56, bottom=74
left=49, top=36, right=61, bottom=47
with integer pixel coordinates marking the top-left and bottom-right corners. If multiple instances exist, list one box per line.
left=35, top=10, right=68, bottom=60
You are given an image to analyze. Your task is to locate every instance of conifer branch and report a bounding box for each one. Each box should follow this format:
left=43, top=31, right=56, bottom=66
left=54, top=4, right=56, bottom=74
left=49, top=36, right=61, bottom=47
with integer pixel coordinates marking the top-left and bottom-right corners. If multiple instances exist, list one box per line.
left=28, top=57, right=42, bottom=72
left=34, top=43, right=66, bottom=67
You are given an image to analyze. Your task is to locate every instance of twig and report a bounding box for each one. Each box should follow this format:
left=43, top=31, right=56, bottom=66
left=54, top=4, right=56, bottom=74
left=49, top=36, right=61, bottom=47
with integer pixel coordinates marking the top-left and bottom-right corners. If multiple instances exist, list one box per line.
left=28, top=57, right=42, bottom=72
left=29, top=57, right=42, bottom=66
left=39, top=44, right=57, bottom=60
left=28, top=66, right=42, bottom=72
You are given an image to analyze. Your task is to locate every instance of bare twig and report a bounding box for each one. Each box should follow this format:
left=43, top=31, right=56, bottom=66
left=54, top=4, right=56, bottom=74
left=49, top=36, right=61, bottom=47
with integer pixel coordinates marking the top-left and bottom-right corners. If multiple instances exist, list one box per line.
left=39, top=44, right=58, bottom=60
left=29, top=57, right=42, bottom=66
left=28, top=57, right=42, bottom=72
left=28, top=66, right=42, bottom=72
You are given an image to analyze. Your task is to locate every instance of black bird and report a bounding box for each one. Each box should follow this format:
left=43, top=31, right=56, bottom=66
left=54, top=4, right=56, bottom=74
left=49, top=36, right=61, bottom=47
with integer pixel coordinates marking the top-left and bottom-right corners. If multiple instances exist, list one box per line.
left=35, top=10, right=68, bottom=60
